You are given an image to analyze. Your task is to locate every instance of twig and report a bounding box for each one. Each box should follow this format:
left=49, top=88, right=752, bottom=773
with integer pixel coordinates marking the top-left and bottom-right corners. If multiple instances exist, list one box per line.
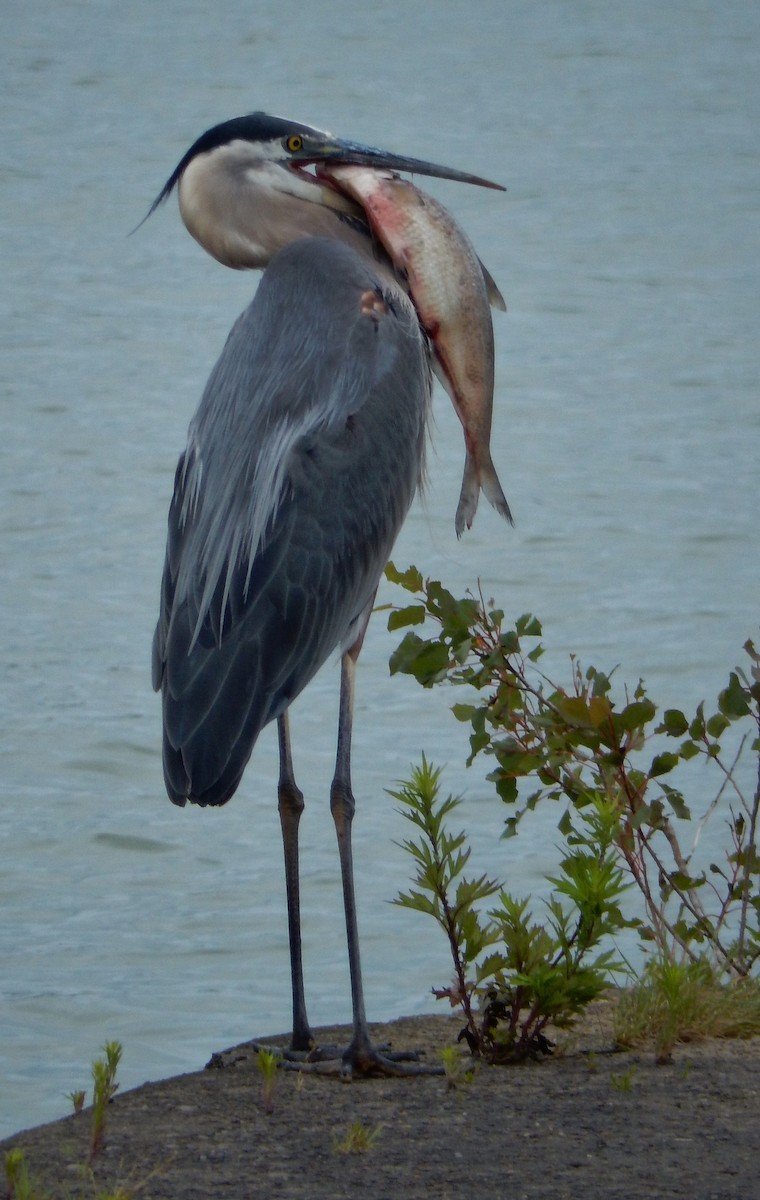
left=736, top=712, right=760, bottom=971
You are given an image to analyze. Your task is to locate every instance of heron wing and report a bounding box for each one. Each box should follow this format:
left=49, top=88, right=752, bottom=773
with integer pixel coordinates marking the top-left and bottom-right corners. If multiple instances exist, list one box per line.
left=153, top=238, right=429, bottom=806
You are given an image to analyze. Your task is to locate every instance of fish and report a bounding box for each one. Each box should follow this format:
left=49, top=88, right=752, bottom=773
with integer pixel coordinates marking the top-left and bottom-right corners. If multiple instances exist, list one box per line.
left=317, top=164, right=512, bottom=535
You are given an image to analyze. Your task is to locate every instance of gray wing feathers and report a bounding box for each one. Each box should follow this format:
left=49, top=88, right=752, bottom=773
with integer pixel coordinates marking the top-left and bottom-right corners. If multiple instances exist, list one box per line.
left=153, top=237, right=429, bottom=807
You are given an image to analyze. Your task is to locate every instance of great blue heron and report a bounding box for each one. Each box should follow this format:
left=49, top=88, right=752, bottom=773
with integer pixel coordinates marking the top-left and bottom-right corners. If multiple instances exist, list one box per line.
left=148, top=113, right=503, bottom=1075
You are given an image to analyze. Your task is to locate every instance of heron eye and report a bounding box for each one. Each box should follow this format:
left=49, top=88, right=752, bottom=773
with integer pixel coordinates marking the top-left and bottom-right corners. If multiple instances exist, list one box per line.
left=286, top=134, right=304, bottom=153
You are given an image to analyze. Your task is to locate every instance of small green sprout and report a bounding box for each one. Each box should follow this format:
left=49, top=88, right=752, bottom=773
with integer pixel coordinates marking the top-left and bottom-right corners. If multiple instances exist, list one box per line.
left=88, top=1041, right=122, bottom=1165
left=67, top=1089, right=86, bottom=1115
left=4, top=1148, right=33, bottom=1200
left=332, top=1121, right=381, bottom=1154
left=440, top=1045, right=476, bottom=1088
left=256, top=1049, right=281, bottom=1115
left=610, top=1064, right=637, bottom=1092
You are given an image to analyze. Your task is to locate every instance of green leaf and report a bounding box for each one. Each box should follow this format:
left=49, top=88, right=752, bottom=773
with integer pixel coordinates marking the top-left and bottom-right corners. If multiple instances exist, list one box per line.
left=451, top=703, right=478, bottom=723
left=689, top=703, right=706, bottom=740
left=501, top=815, right=521, bottom=839
left=499, top=630, right=520, bottom=655
left=452, top=637, right=474, bottom=665
left=552, top=695, right=596, bottom=728
left=705, top=712, right=729, bottom=738
left=718, top=671, right=751, bottom=718
left=659, top=784, right=691, bottom=820
left=425, top=582, right=478, bottom=638
left=388, top=631, right=424, bottom=675
left=658, top=709, right=689, bottom=737
left=392, top=889, right=439, bottom=917
left=495, top=775, right=519, bottom=805
left=468, top=728, right=491, bottom=762
left=389, top=635, right=450, bottom=684
left=385, top=562, right=423, bottom=592
left=590, top=670, right=612, bottom=698
left=515, top=613, right=542, bottom=638
left=679, top=739, right=701, bottom=760
left=648, top=752, right=679, bottom=778
left=616, top=699, right=657, bottom=733
left=669, top=870, right=706, bottom=892
left=557, top=808, right=573, bottom=837
left=491, top=743, right=544, bottom=777
left=387, top=604, right=426, bottom=631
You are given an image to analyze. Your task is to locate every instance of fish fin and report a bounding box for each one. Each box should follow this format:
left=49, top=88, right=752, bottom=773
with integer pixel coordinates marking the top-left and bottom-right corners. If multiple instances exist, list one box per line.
left=478, top=258, right=507, bottom=312
left=480, top=455, right=514, bottom=526
left=455, top=455, right=480, bottom=537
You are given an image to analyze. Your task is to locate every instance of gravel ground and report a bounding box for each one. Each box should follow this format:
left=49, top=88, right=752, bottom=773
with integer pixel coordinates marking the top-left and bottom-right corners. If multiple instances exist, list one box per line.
left=3, top=1007, right=759, bottom=1199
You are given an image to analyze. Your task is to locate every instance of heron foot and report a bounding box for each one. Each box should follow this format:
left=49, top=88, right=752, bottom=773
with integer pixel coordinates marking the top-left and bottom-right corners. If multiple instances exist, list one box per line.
left=274, top=1040, right=443, bottom=1078
left=338, top=1042, right=444, bottom=1079
left=247, top=1039, right=344, bottom=1064
left=210, top=1036, right=444, bottom=1077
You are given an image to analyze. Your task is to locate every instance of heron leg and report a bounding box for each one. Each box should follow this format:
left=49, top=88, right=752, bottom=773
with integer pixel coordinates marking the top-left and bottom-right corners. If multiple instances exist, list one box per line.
left=277, top=712, right=312, bottom=1053
left=246, top=652, right=440, bottom=1077
left=327, top=646, right=441, bottom=1077
left=330, top=649, right=373, bottom=1068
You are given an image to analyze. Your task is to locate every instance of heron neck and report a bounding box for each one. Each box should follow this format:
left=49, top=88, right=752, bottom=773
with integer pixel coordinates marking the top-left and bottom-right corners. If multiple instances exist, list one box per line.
left=178, top=154, right=398, bottom=284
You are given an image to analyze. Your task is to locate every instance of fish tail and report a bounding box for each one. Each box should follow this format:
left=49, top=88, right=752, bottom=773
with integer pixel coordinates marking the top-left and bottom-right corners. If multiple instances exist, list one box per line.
left=455, top=454, right=479, bottom=537
left=480, top=454, right=514, bottom=526
left=456, top=451, right=513, bottom=535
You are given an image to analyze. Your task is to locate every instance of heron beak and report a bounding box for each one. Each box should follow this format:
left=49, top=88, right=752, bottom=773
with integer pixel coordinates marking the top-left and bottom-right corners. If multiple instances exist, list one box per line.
left=293, top=136, right=505, bottom=192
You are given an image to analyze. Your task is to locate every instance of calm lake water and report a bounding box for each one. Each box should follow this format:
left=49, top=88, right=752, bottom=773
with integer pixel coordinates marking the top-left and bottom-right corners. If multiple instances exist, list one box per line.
left=2, top=0, right=758, bottom=1137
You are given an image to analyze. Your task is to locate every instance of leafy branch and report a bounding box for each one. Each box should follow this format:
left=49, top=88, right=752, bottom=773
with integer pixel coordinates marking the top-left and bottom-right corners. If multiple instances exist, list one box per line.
left=385, top=563, right=760, bottom=977
left=391, top=758, right=626, bottom=1060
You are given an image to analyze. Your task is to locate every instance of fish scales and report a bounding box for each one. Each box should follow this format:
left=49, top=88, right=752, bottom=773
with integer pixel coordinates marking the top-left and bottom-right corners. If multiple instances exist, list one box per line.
left=319, top=165, right=511, bottom=535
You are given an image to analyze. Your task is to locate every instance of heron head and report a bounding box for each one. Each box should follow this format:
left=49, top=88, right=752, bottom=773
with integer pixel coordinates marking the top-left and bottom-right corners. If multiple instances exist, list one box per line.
left=143, top=112, right=504, bottom=269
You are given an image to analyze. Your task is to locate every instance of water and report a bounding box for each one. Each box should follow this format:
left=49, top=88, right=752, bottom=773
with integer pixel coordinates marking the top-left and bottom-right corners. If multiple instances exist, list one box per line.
left=2, top=0, right=758, bottom=1138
